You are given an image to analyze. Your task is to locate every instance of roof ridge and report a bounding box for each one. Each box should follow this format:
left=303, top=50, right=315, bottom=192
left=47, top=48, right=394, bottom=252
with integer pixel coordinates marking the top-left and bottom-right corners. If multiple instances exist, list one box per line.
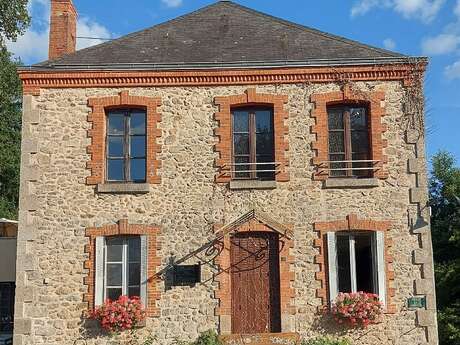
left=220, top=1, right=404, bottom=58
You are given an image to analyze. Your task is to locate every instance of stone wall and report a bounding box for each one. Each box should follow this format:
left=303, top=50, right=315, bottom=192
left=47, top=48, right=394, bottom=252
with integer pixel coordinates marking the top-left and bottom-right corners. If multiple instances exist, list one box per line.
left=14, top=81, right=437, bottom=345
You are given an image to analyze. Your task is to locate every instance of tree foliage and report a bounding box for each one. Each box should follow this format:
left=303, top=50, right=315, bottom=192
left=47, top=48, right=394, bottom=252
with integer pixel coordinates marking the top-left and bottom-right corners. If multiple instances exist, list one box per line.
left=0, top=0, right=29, bottom=219
left=0, top=0, right=30, bottom=47
left=0, top=47, right=22, bottom=219
left=430, top=151, right=460, bottom=345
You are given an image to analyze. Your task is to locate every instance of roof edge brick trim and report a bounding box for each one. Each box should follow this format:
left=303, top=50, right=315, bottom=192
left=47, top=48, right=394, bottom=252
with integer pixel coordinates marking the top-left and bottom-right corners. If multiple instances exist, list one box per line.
left=19, top=63, right=426, bottom=95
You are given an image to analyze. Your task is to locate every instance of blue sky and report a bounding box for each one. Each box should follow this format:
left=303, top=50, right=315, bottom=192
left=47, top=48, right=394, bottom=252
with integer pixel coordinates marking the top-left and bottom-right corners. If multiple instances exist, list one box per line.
left=7, top=0, right=460, bottom=165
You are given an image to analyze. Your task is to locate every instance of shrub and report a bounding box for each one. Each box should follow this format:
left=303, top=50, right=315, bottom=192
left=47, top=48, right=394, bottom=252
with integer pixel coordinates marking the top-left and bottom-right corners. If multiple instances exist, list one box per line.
left=330, top=291, right=383, bottom=327
left=89, top=295, right=146, bottom=333
left=302, top=336, right=352, bottom=345
left=194, top=330, right=222, bottom=345
left=173, top=330, right=222, bottom=345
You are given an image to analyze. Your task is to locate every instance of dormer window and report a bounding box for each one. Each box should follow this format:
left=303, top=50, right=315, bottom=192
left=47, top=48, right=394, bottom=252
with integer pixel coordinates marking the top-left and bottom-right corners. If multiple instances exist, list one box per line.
left=106, top=109, right=147, bottom=183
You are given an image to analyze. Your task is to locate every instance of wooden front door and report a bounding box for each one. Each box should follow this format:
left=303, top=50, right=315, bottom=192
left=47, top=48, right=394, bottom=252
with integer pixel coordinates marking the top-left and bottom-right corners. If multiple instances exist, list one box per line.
left=230, top=232, right=281, bottom=334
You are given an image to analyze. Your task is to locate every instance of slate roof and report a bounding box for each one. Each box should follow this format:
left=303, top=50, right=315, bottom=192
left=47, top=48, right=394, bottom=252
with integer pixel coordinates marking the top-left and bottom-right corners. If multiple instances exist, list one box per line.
left=34, top=0, right=408, bottom=70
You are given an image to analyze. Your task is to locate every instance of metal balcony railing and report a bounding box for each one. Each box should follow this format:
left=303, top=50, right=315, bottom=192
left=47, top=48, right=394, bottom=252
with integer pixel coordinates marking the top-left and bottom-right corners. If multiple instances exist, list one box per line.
left=317, top=159, right=380, bottom=176
left=226, top=162, right=282, bottom=179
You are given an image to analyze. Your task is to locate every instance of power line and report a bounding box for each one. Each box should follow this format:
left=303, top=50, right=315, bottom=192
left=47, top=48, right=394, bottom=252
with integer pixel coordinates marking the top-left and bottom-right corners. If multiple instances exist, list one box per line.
left=76, top=36, right=113, bottom=41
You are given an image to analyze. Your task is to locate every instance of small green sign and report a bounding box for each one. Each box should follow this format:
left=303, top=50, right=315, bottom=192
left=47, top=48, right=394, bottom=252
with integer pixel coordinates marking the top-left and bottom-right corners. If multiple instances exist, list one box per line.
left=408, top=296, right=426, bottom=309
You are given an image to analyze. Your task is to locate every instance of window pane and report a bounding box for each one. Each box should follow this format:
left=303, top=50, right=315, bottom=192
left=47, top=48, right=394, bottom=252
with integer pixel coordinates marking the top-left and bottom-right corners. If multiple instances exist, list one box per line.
left=129, top=263, right=141, bottom=286
left=350, top=108, right=367, bottom=130
left=233, top=134, right=249, bottom=155
left=328, top=108, right=344, bottom=130
left=108, top=113, right=124, bottom=135
left=355, top=234, right=375, bottom=293
left=351, top=131, right=369, bottom=153
left=256, top=133, right=274, bottom=156
left=328, top=131, right=345, bottom=153
left=130, top=159, right=146, bottom=182
left=255, top=110, right=272, bottom=133
left=106, top=239, right=123, bottom=262
left=329, top=154, right=346, bottom=177
left=108, top=136, right=124, bottom=157
left=337, top=235, right=352, bottom=293
left=256, top=155, right=275, bottom=180
left=107, top=159, right=125, bottom=181
left=130, top=136, right=146, bottom=157
left=130, top=112, right=146, bottom=135
left=128, top=237, right=141, bottom=262
left=107, top=264, right=122, bottom=286
left=352, top=153, right=371, bottom=177
left=128, top=286, right=140, bottom=298
left=233, top=111, right=249, bottom=132
left=107, top=288, right=122, bottom=301
left=234, top=156, right=250, bottom=179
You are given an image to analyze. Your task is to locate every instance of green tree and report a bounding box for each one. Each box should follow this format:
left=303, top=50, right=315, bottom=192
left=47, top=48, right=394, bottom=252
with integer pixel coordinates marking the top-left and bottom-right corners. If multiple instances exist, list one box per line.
left=0, top=47, right=22, bottom=219
left=0, top=0, right=30, bottom=218
left=430, top=151, right=460, bottom=345
left=0, top=0, right=30, bottom=47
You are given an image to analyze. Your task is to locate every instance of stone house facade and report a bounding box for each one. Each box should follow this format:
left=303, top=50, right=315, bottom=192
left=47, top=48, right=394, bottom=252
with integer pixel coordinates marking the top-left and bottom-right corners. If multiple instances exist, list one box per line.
left=14, top=1, right=438, bottom=344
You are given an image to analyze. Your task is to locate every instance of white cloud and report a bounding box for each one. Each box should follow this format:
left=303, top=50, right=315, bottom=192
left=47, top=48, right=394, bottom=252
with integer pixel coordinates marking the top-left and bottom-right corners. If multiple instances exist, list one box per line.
left=351, top=0, right=386, bottom=16
left=6, top=27, right=49, bottom=63
left=383, top=38, right=396, bottom=50
left=422, top=34, right=460, bottom=55
left=351, top=0, right=445, bottom=23
left=6, top=0, right=112, bottom=64
left=161, top=0, right=183, bottom=8
left=76, top=18, right=112, bottom=50
left=445, top=60, right=460, bottom=79
left=455, top=0, right=460, bottom=18
left=393, top=0, right=444, bottom=22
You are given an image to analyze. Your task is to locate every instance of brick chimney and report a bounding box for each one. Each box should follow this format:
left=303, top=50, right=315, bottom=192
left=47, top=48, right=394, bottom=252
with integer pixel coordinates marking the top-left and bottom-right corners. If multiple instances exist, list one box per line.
left=48, top=0, right=77, bottom=60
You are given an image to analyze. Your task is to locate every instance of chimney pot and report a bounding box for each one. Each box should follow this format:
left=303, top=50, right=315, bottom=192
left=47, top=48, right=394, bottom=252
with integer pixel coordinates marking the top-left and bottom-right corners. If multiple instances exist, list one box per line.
left=49, top=0, right=77, bottom=60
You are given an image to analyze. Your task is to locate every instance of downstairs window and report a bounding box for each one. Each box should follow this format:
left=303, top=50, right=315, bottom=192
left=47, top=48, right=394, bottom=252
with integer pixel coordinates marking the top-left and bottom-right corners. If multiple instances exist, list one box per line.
left=326, top=231, right=386, bottom=306
left=94, top=236, right=147, bottom=306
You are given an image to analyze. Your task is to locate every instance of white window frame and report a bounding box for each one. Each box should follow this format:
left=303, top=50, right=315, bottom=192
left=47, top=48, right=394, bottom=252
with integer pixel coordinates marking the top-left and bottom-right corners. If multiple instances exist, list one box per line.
left=94, top=235, right=147, bottom=307
left=327, top=231, right=386, bottom=306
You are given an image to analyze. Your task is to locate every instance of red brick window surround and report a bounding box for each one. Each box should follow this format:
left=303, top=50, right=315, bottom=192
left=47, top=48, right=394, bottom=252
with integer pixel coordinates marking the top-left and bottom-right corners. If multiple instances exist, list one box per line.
left=214, top=215, right=295, bottom=334
left=313, top=214, right=396, bottom=314
left=84, top=219, right=161, bottom=317
left=214, top=88, right=289, bottom=183
left=310, top=85, right=388, bottom=180
left=86, top=91, right=162, bottom=185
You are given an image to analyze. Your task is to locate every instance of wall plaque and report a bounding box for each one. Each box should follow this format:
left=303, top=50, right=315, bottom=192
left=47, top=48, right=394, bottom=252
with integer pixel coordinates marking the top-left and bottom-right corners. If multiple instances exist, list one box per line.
left=408, top=296, right=426, bottom=309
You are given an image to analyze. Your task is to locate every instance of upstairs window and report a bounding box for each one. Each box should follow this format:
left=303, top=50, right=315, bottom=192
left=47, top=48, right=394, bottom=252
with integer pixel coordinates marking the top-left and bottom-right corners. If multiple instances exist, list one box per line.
left=106, top=109, right=146, bottom=183
left=232, top=107, right=275, bottom=180
left=327, top=105, right=371, bottom=178
left=326, top=231, right=386, bottom=306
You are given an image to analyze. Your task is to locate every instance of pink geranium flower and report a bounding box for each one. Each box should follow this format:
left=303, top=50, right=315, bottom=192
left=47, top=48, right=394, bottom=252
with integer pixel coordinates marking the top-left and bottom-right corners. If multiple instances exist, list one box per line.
left=329, top=291, right=383, bottom=328
left=89, top=295, right=146, bottom=333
